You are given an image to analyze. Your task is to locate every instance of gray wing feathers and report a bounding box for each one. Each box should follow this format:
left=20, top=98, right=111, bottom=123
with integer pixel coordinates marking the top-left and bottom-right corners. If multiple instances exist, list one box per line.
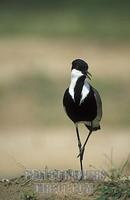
left=93, top=87, right=102, bottom=122
left=85, top=87, right=102, bottom=130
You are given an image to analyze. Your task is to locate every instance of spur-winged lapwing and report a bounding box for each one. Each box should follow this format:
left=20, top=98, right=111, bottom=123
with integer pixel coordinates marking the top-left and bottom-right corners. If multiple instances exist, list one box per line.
left=63, top=59, right=102, bottom=179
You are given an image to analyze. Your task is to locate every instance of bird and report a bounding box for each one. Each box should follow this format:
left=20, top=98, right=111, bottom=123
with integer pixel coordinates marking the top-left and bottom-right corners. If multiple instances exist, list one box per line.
left=63, top=59, right=102, bottom=180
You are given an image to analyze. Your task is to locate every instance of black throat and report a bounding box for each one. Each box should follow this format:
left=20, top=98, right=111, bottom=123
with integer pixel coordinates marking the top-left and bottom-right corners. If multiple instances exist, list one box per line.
left=74, top=75, right=86, bottom=105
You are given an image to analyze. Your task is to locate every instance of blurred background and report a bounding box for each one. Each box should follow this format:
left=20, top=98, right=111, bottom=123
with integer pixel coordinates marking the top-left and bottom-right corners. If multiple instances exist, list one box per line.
left=0, top=0, right=130, bottom=177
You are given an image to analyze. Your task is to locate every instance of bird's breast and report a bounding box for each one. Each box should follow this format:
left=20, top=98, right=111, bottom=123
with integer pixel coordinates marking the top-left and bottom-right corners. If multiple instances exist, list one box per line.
left=63, top=88, right=97, bottom=123
left=69, top=75, right=89, bottom=105
left=80, top=81, right=90, bottom=104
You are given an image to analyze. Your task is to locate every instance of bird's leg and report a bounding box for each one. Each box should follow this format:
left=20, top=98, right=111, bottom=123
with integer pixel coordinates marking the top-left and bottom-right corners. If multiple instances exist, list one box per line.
left=75, top=125, right=84, bottom=180
left=76, top=125, right=82, bottom=154
left=77, top=130, right=92, bottom=159
left=78, top=149, right=84, bottom=180
left=77, top=122, right=93, bottom=160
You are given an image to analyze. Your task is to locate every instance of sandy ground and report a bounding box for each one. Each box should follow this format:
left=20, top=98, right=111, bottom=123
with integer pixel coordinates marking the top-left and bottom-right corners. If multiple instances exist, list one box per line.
left=0, top=38, right=130, bottom=82
left=0, top=127, right=130, bottom=178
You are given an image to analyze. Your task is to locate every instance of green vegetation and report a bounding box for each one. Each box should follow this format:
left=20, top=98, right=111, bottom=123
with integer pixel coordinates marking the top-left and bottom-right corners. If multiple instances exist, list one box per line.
left=21, top=191, right=37, bottom=200
left=0, top=0, right=130, bottom=41
left=96, top=179, right=130, bottom=200
left=95, top=157, right=130, bottom=200
left=0, top=73, right=129, bottom=128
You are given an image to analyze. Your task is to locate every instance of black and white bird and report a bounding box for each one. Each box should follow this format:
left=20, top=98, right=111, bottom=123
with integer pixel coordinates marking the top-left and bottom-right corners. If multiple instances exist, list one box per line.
left=63, top=59, right=102, bottom=179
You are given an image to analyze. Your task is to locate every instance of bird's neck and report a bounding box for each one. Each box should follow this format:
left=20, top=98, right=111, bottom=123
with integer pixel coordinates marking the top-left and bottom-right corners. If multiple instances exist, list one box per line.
left=69, top=71, right=89, bottom=105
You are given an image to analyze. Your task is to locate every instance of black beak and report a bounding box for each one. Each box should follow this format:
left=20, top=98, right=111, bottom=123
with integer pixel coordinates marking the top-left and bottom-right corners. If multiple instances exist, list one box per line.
left=86, top=71, right=92, bottom=80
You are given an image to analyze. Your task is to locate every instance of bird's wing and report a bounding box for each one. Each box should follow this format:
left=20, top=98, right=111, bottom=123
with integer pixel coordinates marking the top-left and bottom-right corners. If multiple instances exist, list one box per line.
left=85, top=86, right=102, bottom=131
left=93, top=87, right=102, bottom=121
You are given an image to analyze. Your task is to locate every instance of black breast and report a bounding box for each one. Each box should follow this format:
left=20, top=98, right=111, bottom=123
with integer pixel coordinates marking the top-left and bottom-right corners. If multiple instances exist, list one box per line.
left=74, top=75, right=86, bottom=105
left=63, top=87, right=97, bottom=123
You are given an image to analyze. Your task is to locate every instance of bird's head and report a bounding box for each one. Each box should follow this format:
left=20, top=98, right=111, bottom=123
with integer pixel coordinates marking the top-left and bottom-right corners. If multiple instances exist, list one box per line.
left=71, top=59, right=92, bottom=80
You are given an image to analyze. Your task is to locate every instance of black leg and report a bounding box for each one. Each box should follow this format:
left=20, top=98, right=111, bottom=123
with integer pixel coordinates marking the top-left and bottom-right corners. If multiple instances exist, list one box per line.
left=75, top=124, right=84, bottom=180
left=77, top=122, right=93, bottom=160
left=76, top=125, right=82, bottom=153
left=77, top=130, right=92, bottom=159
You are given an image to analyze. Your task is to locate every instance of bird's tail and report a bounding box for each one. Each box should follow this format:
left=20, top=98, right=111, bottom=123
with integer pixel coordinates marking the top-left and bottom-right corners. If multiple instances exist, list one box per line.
left=85, top=124, right=101, bottom=131
left=85, top=119, right=101, bottom=131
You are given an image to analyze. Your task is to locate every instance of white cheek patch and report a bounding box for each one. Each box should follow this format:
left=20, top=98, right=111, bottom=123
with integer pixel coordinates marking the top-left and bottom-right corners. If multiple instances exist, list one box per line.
left=80, top=81, right=90, bottom=104
left=69, top=87, right=75, bottom=100
left=68, top=69, right=90, bottom=104
left=69, top=69, right=82, bottom=101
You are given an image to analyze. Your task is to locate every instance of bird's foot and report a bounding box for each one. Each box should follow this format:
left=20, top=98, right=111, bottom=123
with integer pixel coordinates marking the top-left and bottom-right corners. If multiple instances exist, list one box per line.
left=79, top=174, right=84, bottom=181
